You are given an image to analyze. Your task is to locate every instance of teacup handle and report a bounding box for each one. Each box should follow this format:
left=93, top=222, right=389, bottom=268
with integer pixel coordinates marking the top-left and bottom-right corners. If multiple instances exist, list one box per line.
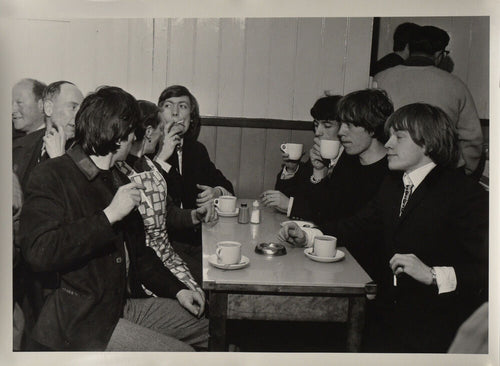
left=280, top=144, right=287, bottom=153
left=216, top=247, right=223, bottom=261
left=213, top=199, right=219, bottom=208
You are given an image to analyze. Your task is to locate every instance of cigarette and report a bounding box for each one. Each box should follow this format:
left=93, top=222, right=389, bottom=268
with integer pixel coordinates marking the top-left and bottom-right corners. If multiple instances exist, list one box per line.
left=393, top=274, right=397, bottom=287
left=140, top=191, right=153, bottom=208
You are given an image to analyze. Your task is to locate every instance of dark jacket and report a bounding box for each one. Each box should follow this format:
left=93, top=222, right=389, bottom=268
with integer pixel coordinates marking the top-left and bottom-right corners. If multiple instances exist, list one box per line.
left=332, top=167, right=489, bottom=352
left=12, top=128, right=45, bottom=190
left=20, top=145, right=187, bottom=351
left=165, top=139, right=234, bottom=244
left=371, top=52, right=404, bottom=76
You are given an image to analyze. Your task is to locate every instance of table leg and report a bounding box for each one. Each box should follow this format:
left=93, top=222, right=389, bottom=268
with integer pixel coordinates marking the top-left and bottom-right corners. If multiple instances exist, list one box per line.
left=346, top=296, right=366, bottom=352
left=208, top=291, right=228, bottom=351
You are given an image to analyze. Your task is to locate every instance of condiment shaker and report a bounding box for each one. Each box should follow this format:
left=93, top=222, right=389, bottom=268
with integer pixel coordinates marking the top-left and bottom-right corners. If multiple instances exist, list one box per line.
left=250, top=200, right=261, bottom=224
left=238, top=203, right=249, bottom=224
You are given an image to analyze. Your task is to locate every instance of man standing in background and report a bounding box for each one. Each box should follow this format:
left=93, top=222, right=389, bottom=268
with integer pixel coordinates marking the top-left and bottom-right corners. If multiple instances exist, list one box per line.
left=11, top=78, right=46, bottom=140
left=374, top=25, right=483, bottom=176
left=370, top=22, right=420, bottom=76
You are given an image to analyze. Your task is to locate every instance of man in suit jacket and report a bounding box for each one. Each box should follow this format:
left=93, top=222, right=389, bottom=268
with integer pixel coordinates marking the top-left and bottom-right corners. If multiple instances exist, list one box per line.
left=20, top=86, right=209, bottom=351
left=13, top=80, right=83, bottom=189
left=279, top=103, right=488, bottom=352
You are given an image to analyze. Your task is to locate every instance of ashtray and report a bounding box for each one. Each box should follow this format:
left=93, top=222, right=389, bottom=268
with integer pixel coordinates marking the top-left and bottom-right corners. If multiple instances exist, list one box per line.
left=255, top=242, right=287, bottom=256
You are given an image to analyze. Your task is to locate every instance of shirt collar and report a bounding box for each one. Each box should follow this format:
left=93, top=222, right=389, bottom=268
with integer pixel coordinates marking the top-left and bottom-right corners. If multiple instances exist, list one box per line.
left=404, top=162, right=437, bottom=190
left=66, top=144, right=101, bottom=181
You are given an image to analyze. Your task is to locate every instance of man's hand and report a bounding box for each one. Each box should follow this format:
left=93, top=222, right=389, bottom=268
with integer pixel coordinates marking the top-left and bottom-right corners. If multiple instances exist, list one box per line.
left=191, top=202, right=218, bottom=224
left=43, top=125, right=67, bottom=158
left=103, top=182, right=145, bottom=224
left=277, top=222, right=307, bottom=247
left=196, top=184, right=222, bottom=207
left=155, top=120, right=182, bottom=162
left=176, top=289, right=205, bottom=317
left=260, top=190, right=290, bottom=212
left=310, top=137, right=328, bottom=171
left=389, top=253, right=434, bottom=285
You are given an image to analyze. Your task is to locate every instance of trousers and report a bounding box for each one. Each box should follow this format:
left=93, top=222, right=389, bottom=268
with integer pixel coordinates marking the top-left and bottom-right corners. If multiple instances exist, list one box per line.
left=106, top=297, right=209, bottom=351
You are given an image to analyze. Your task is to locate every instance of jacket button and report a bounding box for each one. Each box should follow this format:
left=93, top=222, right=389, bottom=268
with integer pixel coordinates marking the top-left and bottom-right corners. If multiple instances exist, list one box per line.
left=116, top=257, right=122, bottom=264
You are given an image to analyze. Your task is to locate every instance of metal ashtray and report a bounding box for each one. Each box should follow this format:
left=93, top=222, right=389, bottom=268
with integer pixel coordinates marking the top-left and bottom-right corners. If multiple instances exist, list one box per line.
left=255, top=242, right=287, bottom=256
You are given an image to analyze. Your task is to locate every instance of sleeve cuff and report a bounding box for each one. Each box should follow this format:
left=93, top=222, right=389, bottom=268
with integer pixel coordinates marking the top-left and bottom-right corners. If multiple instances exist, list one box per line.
left=287, top=197, right=294, bottom=217
left=435, top=266, right=457, bottom=294
left=155, top=159, right=172, bottom=173
left=302, top=228, right=323, bottom=247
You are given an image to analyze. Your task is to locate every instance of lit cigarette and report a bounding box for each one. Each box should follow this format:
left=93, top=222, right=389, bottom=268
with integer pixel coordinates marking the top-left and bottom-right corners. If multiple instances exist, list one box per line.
left=393, top=274, right=397, bottom=287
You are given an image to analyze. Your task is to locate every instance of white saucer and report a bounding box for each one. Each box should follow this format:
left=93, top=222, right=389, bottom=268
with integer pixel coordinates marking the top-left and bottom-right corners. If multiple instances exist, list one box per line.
left=216, top=208, right=240, bottom=217
left=281, top=220, right=317, bottom=229
left=208, top=254, right=250, bottom=270
left=304, top=248, right=345, bottom=263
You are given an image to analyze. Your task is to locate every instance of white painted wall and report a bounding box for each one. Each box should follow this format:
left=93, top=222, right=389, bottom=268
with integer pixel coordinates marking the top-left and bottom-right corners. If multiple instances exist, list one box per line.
left=3, top=17, right=373, bottom=121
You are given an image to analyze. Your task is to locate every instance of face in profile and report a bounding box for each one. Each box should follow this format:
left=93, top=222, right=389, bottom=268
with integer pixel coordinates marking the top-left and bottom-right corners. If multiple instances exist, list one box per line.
left=159, top=95, right=191, bottom=136
left=112, top=131, right=136, bottom=165
left=314, top=119, right=340, bottom=140
left=385, top=127, right=429, bottom=173
left=12, top=81, right=44, bottom=132
left=45, top=83, right=84, bottom=138
left=143, top=113, right=166, bottom=154
left=338, top=122, right=373, bottom=156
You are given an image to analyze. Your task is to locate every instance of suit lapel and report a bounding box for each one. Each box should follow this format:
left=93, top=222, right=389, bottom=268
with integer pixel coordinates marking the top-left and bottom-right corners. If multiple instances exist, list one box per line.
left=396, top=166, right=443, bottom=225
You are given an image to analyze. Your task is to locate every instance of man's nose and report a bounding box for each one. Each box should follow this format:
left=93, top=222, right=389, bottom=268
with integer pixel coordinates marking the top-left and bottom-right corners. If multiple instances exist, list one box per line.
left=338, top=124, right=347, bottom=136
left=172, top=104, right=178, bottom=116
left=384, top=135, right=395, bottom=149
left=12, top=101, right=18, bottom=113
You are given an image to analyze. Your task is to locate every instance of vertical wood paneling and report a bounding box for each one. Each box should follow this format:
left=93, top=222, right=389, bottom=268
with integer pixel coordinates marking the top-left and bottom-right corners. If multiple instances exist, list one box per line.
left=238, top=128, right=267, bottom=198
left=344, top=17, right=373, bottom=94
left=262, top=129, right=292, bottom=191
left=218, top=18, right=246, bottom=117
left=152, top=18, right=169, bottom=101
left=214, top=127, right=241, bottom=195
left=94, top=20, right=129, bottom=88
left=468, top=17, right=489, bottom=118
left=293, top=18, right=323, bottom=121
left=268, top=18, right=297, bottom=120
left=193, top=18, right=220, bottom=116
left=320, top=18, right=349, bottom=96
left=167, top=18, right=196, bottom=88
left=64, top=20, right=97, bottom=96
left=127, top=19, right=154, bottom=101
left=243, top=18, right=272, bottom=118
left=446, top=17, right=471, bottom=82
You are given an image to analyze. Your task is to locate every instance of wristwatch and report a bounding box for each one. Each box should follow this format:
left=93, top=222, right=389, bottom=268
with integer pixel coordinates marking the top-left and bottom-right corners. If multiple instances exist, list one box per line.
left=430, top=267, right=437, bottom=286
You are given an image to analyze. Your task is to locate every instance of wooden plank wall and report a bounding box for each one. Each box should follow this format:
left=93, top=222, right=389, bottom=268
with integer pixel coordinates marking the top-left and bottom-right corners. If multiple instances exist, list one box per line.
left=4, top=17, right=373, bottom=198
left=375, top=17, right=489, bottom=119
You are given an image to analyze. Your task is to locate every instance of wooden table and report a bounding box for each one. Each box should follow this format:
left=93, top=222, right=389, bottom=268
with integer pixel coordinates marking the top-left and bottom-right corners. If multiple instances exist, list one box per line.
left=202, top=199, right=374, bottom=352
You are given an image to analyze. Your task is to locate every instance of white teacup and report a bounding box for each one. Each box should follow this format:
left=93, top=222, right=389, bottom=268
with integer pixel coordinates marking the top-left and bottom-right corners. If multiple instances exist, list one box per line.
left=320, top=140, right=341, bottom=160
left=313, top=235, right=337, bottom=258
left=280, top=143, right=303, bottom=161
left=216, top=241, right=242, bottom=265
left=214, top=196, right=237, bottom=213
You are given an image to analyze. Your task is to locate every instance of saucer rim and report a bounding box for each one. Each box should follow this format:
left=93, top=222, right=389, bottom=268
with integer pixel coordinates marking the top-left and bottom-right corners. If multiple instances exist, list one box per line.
left=303, top=248, right=345, bottom=262
left=208, top=254, right=250, bottom=269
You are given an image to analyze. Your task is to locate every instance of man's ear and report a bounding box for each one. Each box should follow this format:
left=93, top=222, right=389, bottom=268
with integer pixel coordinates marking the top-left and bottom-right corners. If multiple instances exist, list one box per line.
left=145, top=125, right=154, bottom=139
left=43, top=100, right=53, bottom=117
left=38, top=98, right=44, bottom=113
